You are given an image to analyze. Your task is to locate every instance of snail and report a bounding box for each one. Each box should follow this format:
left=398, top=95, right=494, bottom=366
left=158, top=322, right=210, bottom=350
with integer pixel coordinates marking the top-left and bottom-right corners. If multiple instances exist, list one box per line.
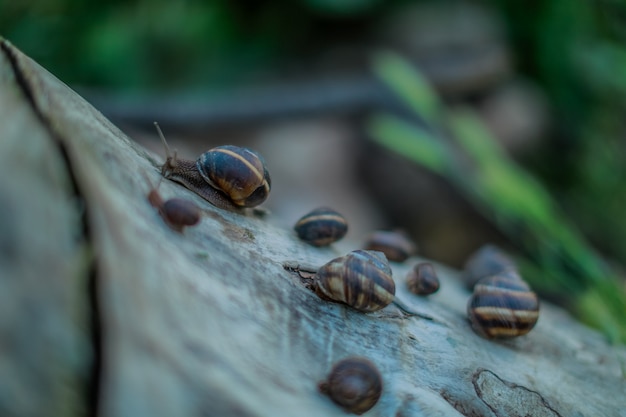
left=314, top=250, right=395, bottom=313
left=363, top=230, right=416, bottom=262
left=146, top=177, right=201, bottom=233
left=467, top=271, right=539, bottom=338
left=155, top=122, right=271, bottom=212
left=463, top=244, right=518, bottom=289
left=318, top=357, right=382, bottom=415
left=283, top=250, right=433, bottom=319
left=294, top=207, right=348, bottom=247
left=406, top=262, right=440, bottom=296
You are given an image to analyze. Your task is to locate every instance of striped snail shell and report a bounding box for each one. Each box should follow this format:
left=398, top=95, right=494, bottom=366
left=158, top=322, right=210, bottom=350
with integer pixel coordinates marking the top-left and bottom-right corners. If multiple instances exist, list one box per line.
left=363, top=230, right=416, bottom=262
left=467, top=272, right=539, bottom=338
left=294, top=207, right=348, bottom=246
left=406, top=262, right=440, bottom=296
left=319, top=357, right=382, bottom=415
left=197, top=145, right=271, bottom=207
left=314, top=250, right=395, bottom=312
left=157, top=123, right=271, bottom=210
left=463, top=244, right=518, bottom=289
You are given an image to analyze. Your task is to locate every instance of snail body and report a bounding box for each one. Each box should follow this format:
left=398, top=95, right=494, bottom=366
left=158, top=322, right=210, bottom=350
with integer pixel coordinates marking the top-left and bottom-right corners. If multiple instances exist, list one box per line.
left=319, top=357, right=382, bottom=415
left=294, top=207, right=348, bottom=246
left=467, top=272, right=539, bottom=338
left=156, top=123, right=271, bottom=211
left=314, top=250, right=395, bottom=313
left=363, top=230, right=416, bottom=262
left=406, top=262, right=440, bottom=296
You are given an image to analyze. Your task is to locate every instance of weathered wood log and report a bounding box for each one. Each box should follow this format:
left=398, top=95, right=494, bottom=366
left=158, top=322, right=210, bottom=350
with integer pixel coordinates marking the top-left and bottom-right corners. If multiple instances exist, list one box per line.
left=1, top=39, right=625, bottom=417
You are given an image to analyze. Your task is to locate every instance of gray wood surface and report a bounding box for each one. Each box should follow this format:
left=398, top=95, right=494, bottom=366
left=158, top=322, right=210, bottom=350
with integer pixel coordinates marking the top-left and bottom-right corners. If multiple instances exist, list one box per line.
left=1, top=39, right=625, bottom=417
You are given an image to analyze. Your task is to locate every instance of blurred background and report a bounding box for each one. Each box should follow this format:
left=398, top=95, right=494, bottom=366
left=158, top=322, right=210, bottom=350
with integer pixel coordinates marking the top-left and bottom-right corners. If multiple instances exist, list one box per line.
left=2, top=0, right=626, bottom=342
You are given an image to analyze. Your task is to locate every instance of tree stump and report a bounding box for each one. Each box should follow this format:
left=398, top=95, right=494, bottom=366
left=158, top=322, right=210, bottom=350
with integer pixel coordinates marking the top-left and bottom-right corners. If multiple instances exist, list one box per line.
left=1, top=39, right=624, bottom=417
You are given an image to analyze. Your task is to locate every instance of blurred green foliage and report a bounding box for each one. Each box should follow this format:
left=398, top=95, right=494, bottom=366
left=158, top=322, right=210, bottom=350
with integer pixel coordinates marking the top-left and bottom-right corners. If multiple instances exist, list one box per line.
left=369, top=51, right=626, bottom=344
left=0, top=0, right=387, bottom=90
left=489, top=0, right=626, bottom=266
left=1, top=0, right=288, bottom=89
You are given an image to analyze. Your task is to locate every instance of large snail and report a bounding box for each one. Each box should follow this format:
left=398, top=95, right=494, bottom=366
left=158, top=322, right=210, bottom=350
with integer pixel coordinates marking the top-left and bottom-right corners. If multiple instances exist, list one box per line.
left=318, top=357, right=383, bottom=415
left=284, top=250, right=433, bottom=318
left=156, top=122, right=271, bottom=211
left=314, top=250, right=395, bottom=313
left=467, top=270, right=539, bottom=338
left=294, top=207, right=348, bottom=247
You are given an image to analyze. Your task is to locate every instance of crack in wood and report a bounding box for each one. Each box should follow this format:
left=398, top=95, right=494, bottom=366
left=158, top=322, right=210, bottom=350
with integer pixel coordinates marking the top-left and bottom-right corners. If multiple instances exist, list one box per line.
left=1, top=39, right=103, bottom=417
left=472, top=369, right=562, bottom=417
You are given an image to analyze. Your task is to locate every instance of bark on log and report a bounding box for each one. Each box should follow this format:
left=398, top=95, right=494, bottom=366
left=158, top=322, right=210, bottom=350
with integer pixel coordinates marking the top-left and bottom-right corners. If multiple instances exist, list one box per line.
left=1, top=39, right=625, bottom=417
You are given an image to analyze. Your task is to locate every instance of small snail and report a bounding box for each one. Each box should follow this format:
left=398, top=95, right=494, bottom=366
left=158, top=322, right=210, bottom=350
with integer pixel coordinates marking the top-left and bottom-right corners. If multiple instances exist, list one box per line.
left=294, top=207, right=348, bottom=246
left=155, top=122, right=271, bottom=211
left=363, top=230, right=416, bottom=262
left=146, top=179, right=201, bottom=233
left=463, top=244, right=518, bottom=290
left=406, top=262, right=440, bottom=296
left=318, top=357, right=382, bottom=415
left=467, top=272, right=539, bottom=338
left=314, top=250, right=395, bottom=313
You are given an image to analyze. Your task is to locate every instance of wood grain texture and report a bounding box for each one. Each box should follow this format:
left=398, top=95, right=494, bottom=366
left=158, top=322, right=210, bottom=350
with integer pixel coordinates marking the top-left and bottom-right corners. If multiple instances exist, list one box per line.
left=0, top=42, right=92, bottom=417
left=1, top=39, right=625, bottom=417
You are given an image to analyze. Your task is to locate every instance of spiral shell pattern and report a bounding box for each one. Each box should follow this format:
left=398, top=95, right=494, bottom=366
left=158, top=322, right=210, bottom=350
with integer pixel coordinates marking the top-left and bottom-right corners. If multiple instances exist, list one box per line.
left=467, top=273, right=539, bottom=338
left=314, top=250, right=395, bottom=312
left=197, top=145, right=271, bottom=207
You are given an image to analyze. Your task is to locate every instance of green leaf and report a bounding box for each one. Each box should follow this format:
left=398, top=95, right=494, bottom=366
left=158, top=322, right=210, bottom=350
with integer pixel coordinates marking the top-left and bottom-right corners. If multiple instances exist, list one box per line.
left=371, top=51, right=442, bottom=124
left=368, top=114, right=448, bottom=174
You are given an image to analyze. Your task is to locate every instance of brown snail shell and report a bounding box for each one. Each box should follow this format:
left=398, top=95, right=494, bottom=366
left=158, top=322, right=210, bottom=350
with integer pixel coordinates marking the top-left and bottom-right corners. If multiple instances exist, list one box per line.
left=294, top=207, right=348, bottom=246
left=319, top=357, right=382, bottom=415
left=147, top=181, right=201, bottom=233
left=406, top=262, right=440, bottom=295
left=467, top=272, right=539, bottom=338
left=156, top=123, right=271, bottom=211
left=314, top=250, right=395, bottom=312
left=197, top=145, right=271, bottom=207
left=363, top=230, right=416, bottom=262
left=463, top=244, right=518, bottom=289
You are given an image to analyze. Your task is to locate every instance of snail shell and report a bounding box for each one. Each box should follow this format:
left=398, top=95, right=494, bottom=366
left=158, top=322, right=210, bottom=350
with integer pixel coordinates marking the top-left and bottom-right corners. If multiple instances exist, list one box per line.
left=147, top=186, right=201, bottom=233
left=467, top=272, right=539, bottom=338
left=160, top=198, right=201, bottom=232
left=319, top=357, right=382, bottom=415
left=314, top=250, right=395, bottom=312
left=294, top=207, right=348, bottom=246
left=363, top=230, right=416, bottom=262
left=197, top=145, right=271, bottom=207
left=463, top=244, right=518, bottom=289
left=157, top=123, right=271, bottom=210
left=406, top=262, right=440, bottom=295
